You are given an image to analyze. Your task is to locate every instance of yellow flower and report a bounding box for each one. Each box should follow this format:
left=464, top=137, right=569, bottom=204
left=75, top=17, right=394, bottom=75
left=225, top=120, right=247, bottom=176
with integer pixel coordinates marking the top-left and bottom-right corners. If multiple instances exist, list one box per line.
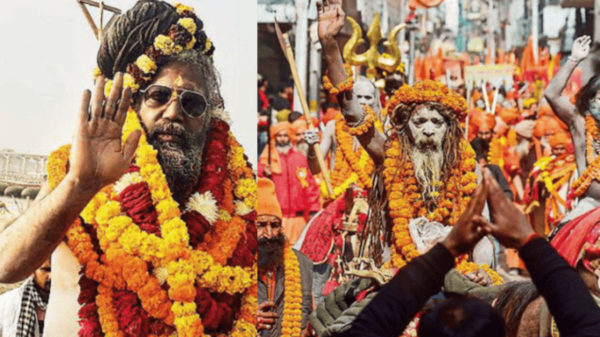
left=204, top=38, right=212, bottom=53
left=178, top=18, right=197, bottom=35
left=185, top=36, right=196, bottom=50
left=174, top=3, right=195, bottom=15
left=154, top=35, right=183, bottom=55
left=123, top=73, right=140, bottom=92
left=104, top=80, right=113, bottom=97
left=135, top=54, right=157, bottom=74
left=93, top=67, right=102, bottom=78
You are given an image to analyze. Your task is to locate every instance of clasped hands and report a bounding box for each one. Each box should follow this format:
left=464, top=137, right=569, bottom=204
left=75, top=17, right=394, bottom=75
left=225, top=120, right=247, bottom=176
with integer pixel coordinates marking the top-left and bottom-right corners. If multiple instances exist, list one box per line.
left=442, top=169, right=535, bottom=259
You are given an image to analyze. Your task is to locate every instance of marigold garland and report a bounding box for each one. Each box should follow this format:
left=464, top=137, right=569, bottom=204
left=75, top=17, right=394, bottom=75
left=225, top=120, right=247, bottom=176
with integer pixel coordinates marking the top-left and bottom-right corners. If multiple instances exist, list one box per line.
left=281, top=246, right=303, bottom=337
left=323, top=63, right=354, bottom=95
left=48, top=108, right=256, bottom=336
left=572, top=115, right=600, bottom=197
left=341, top=106, right=376, bottom=136
left=320, top=114, right=375, bottom=200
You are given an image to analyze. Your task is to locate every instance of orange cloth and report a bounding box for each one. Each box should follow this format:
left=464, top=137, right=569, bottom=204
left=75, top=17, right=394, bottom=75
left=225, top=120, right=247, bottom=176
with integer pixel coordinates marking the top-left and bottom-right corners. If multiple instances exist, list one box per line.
left=497, top=107, right=520, bottom=124
left=283, top=216, right=307, bottom=246
left=323, top=108, right=340, bottom=126
left=257, top=177, right=283, bottom=219
left=258, top=122, right=294, bottom=174
left=538, top=104, right=553, bottom=118
left=291, top=119, right=309, bottom=139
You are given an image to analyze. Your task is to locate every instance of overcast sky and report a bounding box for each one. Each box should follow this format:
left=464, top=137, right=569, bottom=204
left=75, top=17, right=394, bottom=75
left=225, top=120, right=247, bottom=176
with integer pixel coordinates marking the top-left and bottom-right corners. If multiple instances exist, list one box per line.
left=0, top=0, right=257, bottom=164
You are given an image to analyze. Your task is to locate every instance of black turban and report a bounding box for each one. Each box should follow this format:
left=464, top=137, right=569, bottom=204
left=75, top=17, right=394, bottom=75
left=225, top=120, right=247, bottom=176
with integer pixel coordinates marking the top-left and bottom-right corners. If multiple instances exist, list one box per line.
left=97, top=0, right=213, bottom=79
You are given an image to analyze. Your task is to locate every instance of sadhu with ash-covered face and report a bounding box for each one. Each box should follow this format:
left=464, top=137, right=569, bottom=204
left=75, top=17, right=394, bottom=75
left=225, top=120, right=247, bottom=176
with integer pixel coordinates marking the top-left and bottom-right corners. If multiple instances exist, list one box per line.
left=0, top=1, right=257, bottom=336
left=315, top=0, right=500, bottom=278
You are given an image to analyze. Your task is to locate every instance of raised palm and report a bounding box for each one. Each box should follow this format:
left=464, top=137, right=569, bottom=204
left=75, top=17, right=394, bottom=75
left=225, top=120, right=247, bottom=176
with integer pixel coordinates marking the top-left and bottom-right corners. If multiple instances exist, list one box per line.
left=572, top=35, right=592, bottom=62
left=317, top=0, right=345, bottom=41
left=69, top=73, right=140, bottom=192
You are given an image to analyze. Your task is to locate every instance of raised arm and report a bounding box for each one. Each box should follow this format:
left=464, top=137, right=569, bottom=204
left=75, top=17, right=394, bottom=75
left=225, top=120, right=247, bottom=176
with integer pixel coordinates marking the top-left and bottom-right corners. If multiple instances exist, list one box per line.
left=317, top=0, right=385, bottom=165
left=544, top=36, right=590, bottom=127
left=0, top=73, right=140, bottom=283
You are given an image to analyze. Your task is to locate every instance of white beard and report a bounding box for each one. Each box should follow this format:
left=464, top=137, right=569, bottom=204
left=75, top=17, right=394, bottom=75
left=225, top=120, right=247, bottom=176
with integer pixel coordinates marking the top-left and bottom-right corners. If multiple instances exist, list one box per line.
left=411, top=147, right=444, bottom=202
left=276, top=143, right=292, bottom=154
left=296, top=142, right=309, bottom=155
left=515, top=139, right=531, bottom=159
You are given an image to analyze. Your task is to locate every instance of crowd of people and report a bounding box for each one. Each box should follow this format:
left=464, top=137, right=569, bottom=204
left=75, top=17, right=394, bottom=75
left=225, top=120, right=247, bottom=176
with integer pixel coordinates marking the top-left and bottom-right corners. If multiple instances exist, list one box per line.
left=257, top=0, right=600, bottom=336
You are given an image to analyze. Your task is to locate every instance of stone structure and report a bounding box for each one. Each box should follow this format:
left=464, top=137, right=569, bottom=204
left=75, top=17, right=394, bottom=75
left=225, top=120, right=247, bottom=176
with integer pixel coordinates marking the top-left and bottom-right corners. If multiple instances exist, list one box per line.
left=0, top=149, right=46, bottom=187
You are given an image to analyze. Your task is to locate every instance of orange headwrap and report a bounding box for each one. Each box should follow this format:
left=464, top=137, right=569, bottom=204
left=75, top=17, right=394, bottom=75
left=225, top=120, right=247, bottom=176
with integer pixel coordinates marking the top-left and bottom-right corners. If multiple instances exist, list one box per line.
left=475, top=113, right=497, bottom=132
left=549, top=132, right=572, bottom=150
left=257, top=178, right=283, bottom=219
left=534, top=116, right=567, bottom=139
left=498, top=107, right=520, bottom=125
left=291, top=119, right=308, bottom=139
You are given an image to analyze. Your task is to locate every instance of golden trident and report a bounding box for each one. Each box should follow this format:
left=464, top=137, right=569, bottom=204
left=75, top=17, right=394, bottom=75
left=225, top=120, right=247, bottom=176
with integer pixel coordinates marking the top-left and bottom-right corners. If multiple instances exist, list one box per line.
left=343, top=13, right=406, bottom=79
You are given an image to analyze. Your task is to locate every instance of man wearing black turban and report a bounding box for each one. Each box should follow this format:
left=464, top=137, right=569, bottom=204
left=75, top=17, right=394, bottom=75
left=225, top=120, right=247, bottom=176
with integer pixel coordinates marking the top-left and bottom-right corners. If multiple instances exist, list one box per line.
left=0, top=1, right=255, bottom=336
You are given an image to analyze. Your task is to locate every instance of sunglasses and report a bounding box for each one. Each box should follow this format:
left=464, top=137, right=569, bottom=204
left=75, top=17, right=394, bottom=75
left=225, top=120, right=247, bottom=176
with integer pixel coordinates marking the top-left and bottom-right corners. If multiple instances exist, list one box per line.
left=139, top=84, right=210, bottom=118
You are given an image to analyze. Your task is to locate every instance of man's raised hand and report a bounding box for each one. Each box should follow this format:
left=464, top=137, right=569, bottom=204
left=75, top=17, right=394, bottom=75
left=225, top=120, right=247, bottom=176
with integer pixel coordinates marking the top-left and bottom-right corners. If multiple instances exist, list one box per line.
left=68, top=72, right=141, bottom=192
left=317, top=0, right=345, bottom=41
left=442, top=176, right=490, bottom=257
left=571, top=35, right=592, bottom=62
left=474, top=169, right=535, bottom=249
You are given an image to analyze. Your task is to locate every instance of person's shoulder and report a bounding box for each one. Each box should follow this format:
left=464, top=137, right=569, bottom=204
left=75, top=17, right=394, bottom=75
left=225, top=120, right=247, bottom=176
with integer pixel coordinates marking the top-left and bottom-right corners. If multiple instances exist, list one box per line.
left=0, top=283, right=25, bottom=311
left=292, top=249, right=313, bottom=268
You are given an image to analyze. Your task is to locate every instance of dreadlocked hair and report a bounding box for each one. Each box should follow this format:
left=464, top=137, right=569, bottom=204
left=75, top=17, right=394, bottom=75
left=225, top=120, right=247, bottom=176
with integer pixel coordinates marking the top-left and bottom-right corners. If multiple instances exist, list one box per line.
left=97, top=0, right=220, bottom=103
left=390, top=101, right=464, bottom=184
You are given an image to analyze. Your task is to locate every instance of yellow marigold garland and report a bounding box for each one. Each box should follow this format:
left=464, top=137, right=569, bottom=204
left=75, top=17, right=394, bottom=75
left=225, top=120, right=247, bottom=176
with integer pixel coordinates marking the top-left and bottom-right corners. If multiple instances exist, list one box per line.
left=281, top=246, right=303, bottom=337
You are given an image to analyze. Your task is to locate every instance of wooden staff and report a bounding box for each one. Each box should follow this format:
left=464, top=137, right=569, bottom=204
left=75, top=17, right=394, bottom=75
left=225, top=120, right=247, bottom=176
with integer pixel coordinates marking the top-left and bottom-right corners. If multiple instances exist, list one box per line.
left=274, top=19, right=333, bottom=196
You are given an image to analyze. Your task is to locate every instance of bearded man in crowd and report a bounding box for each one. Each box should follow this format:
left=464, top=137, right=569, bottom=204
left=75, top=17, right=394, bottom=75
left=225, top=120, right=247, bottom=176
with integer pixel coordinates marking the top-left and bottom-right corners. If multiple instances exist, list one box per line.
left=0, top=260, right=51, bottom=337
left=259, top=122, right=321, bottom=245
left=304, top=77, right=382, bottom=201
left=257, top=178, right=313, bottom=337
left=0, top=2, right=257, bottom=336
left=316, top=0, right=499, bottom=273
left=292, top=119, right=310, bottom=155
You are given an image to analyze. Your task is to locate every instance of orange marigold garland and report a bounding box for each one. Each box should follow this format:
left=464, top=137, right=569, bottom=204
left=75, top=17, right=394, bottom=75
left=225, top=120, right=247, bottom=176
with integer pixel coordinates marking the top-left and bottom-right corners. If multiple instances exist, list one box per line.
left=572, top=115, right=600, bottom=197
left=321, top=114, right=375, bottom=199
left=281, top=246, right=303, bottom=337
left=323, top=63, right=354, bottom=95
left=387, top=81, right=468, bottom=122
left=341, top=106, right=376, bottom=136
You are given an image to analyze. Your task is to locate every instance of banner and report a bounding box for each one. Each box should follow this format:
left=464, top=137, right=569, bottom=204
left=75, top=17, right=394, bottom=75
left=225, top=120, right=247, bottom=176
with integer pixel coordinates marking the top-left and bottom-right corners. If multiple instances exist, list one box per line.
left=465, top=64, right=514, bottom=87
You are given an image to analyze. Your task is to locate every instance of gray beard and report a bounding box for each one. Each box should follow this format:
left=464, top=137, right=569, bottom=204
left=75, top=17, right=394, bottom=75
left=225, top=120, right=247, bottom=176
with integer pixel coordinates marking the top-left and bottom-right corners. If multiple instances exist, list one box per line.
left=410, top=147, right=444, bottom=204
left=146, top=121, right=209, bottom=204
left=515, top=140, right=531, bottom=159
left=276, top=143, right=292, bottom=154
left=296, top=141, right=309, bottom=155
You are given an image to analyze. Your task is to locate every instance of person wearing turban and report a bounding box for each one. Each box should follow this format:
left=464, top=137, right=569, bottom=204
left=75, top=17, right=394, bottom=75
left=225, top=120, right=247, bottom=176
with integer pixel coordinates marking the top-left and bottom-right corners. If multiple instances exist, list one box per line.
left=524, top=131, right=576, bottom=235
left=474, top=113, right=496, bottom=143
left=291, top=118, right=310, bottom=155
left=256, top=178, right=314, bottom=337
left=258, top=122, right=321, bottom=245
left=0, top=1, right=257, bottom=336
